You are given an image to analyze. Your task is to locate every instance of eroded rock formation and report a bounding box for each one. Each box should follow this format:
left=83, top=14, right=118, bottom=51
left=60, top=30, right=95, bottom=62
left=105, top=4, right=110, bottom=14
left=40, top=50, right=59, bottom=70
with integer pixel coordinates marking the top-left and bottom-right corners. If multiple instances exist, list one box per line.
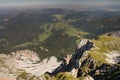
left=46, top=38, right=120, bottom=80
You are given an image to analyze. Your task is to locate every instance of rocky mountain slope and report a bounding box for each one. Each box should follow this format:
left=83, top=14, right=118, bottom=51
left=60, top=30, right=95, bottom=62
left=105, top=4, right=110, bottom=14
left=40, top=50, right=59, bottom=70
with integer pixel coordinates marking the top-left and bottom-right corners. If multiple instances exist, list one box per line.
left=45, top=34, right=120, bottom=80
left=0, top=50, right=61, bottom=80
left=0, top=32, right=120, bottom=80
left=106, top=30, right=120, bottom=38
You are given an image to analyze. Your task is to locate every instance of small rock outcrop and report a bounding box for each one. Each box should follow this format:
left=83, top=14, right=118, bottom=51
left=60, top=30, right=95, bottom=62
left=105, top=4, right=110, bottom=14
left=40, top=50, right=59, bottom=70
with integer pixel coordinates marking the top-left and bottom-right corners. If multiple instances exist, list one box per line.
left=106, top=30, right=120, bottom=38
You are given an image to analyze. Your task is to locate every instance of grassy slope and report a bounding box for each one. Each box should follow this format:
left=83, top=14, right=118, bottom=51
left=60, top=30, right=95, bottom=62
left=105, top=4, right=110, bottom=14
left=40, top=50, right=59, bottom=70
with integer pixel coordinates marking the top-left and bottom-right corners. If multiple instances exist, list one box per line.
left=44, top=35, right=120, bottom=80
left=45, top=72, right=78, bottom=80
left=87, top=35, right=120, bottom=63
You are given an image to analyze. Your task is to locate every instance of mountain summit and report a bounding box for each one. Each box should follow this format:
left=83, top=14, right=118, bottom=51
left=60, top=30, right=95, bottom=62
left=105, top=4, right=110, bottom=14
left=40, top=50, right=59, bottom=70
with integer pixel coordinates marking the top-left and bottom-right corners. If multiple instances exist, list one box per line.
left=45, top=34, right=120, bottom=80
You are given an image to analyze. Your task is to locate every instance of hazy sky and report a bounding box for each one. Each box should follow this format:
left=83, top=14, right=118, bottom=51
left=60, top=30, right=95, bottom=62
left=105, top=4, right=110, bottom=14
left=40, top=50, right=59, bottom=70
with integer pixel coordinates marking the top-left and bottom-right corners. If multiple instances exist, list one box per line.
left=0, top=0, right=120, bottom=8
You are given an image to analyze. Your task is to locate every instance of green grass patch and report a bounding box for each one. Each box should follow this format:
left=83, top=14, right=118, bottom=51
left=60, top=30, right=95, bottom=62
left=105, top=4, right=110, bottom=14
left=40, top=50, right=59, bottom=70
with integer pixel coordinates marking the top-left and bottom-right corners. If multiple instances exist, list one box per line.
left=88, top=36, right=120, bottom=63
left=39, top=22, right=89, bottom=42
left=45, top=72, right=78, bottom=80
left=54, top=14, right=64, bottom=20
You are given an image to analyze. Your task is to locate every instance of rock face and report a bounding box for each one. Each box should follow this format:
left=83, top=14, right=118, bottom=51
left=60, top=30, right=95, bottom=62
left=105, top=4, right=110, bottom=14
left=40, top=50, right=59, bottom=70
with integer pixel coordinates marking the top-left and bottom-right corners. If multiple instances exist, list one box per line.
left=46, top=39, right=93, bottom=76
left=0, top=50, right=61, bottom=80
left=0, top=35, right=120, bottom=80
left=46, top=39, right=120, bottom=80
left=106, top=30, right=120, bottom=38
